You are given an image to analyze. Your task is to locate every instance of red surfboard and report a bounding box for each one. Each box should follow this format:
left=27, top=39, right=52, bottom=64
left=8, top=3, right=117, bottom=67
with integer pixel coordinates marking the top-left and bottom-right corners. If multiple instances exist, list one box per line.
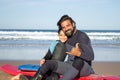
left=74, top=74, right=104, bottom=80
left=1, top=64, right=120, bottom=80
left=0, top=64, right=36, bottom=77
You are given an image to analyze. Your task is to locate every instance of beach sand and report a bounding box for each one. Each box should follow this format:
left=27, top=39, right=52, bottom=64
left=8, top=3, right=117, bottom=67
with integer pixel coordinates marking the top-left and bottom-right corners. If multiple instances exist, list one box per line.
left=0, top=60, right=120, bottom=80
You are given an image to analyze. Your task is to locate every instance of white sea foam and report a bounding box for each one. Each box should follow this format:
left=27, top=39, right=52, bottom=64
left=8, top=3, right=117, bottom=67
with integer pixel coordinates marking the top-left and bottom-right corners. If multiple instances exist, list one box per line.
left=87, top=32, right=120, bottom=40
left=0, top=30, right=120, bottom=41
left=0, top=31, right=58, bottom=40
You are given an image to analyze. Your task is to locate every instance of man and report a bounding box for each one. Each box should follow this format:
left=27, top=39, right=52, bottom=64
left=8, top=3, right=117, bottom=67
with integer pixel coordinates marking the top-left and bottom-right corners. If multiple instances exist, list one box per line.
left=36, top=15, right=94, bottom=80
left=12, top=15, right=95, bottom=80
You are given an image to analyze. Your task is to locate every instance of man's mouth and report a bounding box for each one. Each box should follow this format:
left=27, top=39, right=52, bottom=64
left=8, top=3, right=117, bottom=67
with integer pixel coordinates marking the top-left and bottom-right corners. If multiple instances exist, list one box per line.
left=66, top=30, right=71, bottom=33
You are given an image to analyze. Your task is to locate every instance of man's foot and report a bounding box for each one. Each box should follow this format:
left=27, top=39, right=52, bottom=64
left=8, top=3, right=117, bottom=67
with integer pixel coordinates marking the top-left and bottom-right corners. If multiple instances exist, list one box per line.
left=11, top=74, right=20, bottom=80
left=11, top=74, right=28, bottom=80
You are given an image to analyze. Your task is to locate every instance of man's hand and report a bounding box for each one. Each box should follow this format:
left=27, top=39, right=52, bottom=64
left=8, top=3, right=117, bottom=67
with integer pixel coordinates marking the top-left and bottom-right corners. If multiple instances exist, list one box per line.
left=40, top=59, right=45, bottom=66
left=66, top=43, right=81, bottom=57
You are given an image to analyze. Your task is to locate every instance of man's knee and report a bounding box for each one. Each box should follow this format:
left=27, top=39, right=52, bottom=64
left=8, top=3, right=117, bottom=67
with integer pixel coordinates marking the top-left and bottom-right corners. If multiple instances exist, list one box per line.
left=61, top=67, right=79, bottom=80
left=72, top=58, right=84, bottom=70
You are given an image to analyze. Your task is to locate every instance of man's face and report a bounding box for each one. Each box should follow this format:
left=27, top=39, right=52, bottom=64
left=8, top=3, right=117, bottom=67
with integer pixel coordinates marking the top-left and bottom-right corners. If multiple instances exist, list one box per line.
left=61, top=19, right=75, bottom=37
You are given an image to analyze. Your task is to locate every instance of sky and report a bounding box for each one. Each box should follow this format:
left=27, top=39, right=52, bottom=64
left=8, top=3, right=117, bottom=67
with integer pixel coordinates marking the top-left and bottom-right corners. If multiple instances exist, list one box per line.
left=0, top=0, right=120, bottom=30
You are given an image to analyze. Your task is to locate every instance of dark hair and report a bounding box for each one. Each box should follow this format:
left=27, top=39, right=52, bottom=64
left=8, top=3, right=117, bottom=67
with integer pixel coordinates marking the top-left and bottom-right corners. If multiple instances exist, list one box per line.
left=57, top=15, right=76, bottom=30
left=57, top=29, right=61, bottom=34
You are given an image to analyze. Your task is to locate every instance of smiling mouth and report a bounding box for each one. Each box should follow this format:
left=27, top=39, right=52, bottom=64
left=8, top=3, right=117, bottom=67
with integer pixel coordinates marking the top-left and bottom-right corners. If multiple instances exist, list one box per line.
left=66, top=30, right=71, bottom=33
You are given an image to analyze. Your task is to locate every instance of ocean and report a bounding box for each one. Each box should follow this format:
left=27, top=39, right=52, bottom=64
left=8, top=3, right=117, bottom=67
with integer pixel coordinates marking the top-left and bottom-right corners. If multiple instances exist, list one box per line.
left=0, top=29, right=120, bottom=61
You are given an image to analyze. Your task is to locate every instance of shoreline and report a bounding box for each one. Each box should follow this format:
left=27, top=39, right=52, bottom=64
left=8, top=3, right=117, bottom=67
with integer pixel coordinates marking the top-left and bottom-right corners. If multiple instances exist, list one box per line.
left=0, top=60, right=120, bottom=76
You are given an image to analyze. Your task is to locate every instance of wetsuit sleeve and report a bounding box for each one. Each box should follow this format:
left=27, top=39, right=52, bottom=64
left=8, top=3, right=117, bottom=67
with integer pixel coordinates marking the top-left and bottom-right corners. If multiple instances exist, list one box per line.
left=78, top=33, right=94, bottom=61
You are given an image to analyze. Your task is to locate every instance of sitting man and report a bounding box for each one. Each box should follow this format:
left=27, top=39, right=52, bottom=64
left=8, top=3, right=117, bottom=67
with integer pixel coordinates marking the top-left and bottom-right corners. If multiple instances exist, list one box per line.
left=33, top=15, right=95, bottom=80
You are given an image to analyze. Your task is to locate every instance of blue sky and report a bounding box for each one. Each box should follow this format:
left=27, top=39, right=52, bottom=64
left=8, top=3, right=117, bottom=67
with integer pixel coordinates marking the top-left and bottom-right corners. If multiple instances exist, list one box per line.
left=0, top=0, right=120, bottom=30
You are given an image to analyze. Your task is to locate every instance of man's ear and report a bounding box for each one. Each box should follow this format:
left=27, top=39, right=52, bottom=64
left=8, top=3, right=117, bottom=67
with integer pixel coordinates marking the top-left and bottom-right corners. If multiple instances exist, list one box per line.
left=72, top=22, right=75, bottom=27
left=72, top=22, right=76, bottom=28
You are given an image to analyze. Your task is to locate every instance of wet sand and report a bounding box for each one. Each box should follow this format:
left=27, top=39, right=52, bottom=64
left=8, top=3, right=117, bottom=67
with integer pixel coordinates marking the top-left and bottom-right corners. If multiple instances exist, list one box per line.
left=0, top=60, right=120, bottom=80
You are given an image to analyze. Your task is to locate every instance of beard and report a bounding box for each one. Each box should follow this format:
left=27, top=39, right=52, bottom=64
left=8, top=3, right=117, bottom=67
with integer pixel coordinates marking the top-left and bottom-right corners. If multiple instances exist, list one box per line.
left=65, top=27, right=75, bottom=38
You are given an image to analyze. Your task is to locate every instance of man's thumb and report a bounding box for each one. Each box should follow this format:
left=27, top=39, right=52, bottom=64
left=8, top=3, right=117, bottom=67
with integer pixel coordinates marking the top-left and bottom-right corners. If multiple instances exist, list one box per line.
left=75, top=43, right=79, bottom=48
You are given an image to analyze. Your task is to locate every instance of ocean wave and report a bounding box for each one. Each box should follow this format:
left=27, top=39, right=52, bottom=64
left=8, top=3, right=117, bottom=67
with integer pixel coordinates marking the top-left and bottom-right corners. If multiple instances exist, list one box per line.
left=0, top=30, right=120, bottom=41
left=0, top=31, right=58, bottom=40
left=87, top=32, right=120, bottom=41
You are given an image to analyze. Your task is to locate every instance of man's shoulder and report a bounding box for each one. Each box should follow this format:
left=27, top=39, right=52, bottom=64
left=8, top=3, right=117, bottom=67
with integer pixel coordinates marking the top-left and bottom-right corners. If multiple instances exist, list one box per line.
left=77, top=30, right=86, bottom=35
left=76, top=30, right=89, bottom=39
